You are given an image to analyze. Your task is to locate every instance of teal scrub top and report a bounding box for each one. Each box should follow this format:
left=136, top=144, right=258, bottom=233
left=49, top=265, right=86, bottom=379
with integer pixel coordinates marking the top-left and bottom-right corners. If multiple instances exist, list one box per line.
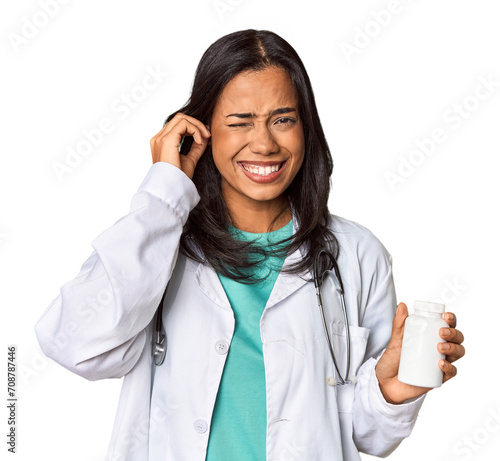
left=205, top=219, right=293, bottom=460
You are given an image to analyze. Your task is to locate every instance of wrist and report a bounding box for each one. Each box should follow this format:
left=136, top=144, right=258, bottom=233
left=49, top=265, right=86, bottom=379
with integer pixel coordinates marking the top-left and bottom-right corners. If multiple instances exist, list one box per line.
left=375, top=365, right=404, bottom=405
left=377, top=379, right=403, bottom=405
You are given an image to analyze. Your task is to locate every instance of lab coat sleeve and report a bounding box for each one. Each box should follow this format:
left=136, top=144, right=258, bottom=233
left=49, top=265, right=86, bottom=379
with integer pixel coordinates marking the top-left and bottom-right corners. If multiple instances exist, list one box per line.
left=351, top=229, right=425, bottom=457
left=34, top=162, right=200, bottom=381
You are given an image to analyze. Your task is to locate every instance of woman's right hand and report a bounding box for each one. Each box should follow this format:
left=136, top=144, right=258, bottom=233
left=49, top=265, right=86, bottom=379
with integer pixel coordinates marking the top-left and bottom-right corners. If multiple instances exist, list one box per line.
left=150, top=113, right=211, bottom=180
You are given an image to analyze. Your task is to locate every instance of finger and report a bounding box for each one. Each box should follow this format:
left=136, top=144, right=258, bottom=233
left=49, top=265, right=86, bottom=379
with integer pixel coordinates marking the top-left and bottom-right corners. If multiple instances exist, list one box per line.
left=440, top=359, right=457, bottom=383
left=392, top=302, right=408, bottom=337
left=161, top=118, right=205, bottom=145
left=440, top=327, right=465, bottom=344
left=161, top=112, right=188, bottom=135
left=150, top=113, right=187, bottom=142
left=150, top=114, right=205, bottom=147
left=163, top=113, right=211, bottom=139
left=179, top=140, right=209, bottom=180
left=385, top=303, right=408, bottom=351
left=152, top=121, right=206, bottom=163
left=438, top=342, right=466, bottom=362
left=185, top=136, right=209, bottom=162
left=444, top=312, right=457, bottom=329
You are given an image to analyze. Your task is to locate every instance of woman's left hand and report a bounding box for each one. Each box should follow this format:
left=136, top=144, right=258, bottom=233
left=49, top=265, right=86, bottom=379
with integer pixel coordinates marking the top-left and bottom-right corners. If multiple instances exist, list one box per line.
left=375, top=302, right=466, bottom=404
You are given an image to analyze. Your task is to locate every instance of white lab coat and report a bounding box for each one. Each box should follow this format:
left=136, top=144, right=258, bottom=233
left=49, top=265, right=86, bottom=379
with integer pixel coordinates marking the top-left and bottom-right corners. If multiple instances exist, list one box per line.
left=35, top=162, right=425, bottom=461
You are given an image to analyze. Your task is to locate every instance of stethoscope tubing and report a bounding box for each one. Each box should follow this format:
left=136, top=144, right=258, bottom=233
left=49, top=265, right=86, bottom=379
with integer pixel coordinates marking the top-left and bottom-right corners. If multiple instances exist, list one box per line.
left=152, top=283, right=168, bottom=366
left=153, top=248, right=352, bottom=386
left=314, top=248, right=352, bottom=385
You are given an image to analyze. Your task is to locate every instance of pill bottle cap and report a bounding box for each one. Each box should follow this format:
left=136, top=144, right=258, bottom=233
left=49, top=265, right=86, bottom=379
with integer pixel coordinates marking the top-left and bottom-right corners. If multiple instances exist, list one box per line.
left=414, top=300, right=445, bottom=314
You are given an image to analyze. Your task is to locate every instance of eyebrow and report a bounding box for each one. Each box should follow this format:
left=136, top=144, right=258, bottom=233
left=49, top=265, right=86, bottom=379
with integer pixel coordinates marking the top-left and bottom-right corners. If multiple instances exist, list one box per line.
left=225, top=107, right=297, bottom=118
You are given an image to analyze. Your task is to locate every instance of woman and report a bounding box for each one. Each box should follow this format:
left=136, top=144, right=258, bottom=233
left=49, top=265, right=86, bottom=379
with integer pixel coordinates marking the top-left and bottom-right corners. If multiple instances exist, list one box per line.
left=35, top=29, right=465, bottom=461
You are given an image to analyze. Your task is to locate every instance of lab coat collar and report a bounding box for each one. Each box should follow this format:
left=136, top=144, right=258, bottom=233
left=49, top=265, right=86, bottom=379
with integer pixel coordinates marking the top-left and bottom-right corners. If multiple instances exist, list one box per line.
left=192, top=212, right=310, bottom=311
left=265, top=215, right=310, bottom=309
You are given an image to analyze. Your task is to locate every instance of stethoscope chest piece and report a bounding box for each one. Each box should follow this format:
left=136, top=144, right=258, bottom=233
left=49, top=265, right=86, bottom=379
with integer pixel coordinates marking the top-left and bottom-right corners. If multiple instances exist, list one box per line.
left=153, top=330, right=166, bottom=366
left=153, top=284, right=169, bottom=366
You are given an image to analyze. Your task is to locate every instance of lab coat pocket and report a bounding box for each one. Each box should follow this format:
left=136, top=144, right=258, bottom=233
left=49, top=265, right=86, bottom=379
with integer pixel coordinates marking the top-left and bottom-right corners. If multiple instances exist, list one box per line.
left=328, top=323, right=370, bottom=413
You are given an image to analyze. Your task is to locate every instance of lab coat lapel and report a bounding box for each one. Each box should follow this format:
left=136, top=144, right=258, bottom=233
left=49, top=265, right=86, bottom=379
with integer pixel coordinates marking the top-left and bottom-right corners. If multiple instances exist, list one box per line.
left=193, top=261, right=232, bottom=310
left=265, top=244, right=309, bottom=309
left=193, top=250, right=308, bottom=312
left=192, top=215, right=310, bottom=311
left=265, top=214, right=310, bottom=309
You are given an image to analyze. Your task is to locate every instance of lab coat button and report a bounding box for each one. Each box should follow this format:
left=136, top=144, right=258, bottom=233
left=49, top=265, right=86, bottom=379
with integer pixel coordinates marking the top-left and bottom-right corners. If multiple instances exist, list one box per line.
left=214, top=340, right=229, bottom=355
left=327, top=376, right=338, bottom=386
left=194, top=419, right=208, bottom=433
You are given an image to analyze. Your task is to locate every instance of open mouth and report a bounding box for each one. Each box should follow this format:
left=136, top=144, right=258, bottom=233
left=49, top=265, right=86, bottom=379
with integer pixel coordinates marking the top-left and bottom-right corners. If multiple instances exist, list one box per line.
left=238, top=161, right=286, bottom=177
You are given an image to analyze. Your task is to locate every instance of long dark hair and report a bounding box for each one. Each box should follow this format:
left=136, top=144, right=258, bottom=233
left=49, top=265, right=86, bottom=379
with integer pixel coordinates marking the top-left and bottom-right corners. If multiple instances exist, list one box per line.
left=164, top=29, right=339, bottom=283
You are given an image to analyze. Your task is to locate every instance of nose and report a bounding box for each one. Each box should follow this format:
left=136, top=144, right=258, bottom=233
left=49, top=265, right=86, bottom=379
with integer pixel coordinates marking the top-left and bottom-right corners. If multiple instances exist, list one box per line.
left=248, top=123, right=280, bottom=155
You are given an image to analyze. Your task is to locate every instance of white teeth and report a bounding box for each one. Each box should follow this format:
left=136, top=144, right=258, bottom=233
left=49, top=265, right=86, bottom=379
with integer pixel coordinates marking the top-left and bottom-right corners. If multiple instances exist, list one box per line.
left=242, top=163, right=281, bottom=176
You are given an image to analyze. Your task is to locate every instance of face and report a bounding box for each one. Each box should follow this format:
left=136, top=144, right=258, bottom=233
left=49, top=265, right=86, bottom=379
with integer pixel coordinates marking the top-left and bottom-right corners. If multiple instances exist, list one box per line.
left=210, top=67, right=305, bottom=214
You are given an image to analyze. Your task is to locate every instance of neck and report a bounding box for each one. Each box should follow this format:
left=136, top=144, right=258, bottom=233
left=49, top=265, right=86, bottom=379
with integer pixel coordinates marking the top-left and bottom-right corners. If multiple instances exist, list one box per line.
left=224, top=195, right=292, bottom=233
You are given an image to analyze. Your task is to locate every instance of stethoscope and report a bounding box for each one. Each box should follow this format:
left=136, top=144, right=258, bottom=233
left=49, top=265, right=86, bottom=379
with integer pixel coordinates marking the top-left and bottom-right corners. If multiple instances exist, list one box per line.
left=152, top=285, right=168, bottom=366
left=153, top=248, right=354, bottom=386
left=313, top=249, right=355, bottom=386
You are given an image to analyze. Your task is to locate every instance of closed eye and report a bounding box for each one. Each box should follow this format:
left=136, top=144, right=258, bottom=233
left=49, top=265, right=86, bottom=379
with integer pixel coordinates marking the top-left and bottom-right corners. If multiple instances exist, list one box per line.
left=227, top=123, right=250, bottom=128
left=227, top=118, right=296, bottom=128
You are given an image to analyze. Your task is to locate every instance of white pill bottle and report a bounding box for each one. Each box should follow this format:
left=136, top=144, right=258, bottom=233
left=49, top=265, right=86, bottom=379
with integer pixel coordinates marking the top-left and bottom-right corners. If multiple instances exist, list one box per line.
left=398, top=301, right=449, bottom=388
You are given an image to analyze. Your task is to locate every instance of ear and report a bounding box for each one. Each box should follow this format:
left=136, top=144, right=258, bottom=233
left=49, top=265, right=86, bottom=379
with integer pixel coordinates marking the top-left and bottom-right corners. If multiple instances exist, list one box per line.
left=205, top=124, right=211, bottom=145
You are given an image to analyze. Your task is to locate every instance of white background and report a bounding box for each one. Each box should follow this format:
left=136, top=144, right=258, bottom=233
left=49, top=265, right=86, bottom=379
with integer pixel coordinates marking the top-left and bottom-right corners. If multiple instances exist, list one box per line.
left=1, top=0, right=498, bottom=460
